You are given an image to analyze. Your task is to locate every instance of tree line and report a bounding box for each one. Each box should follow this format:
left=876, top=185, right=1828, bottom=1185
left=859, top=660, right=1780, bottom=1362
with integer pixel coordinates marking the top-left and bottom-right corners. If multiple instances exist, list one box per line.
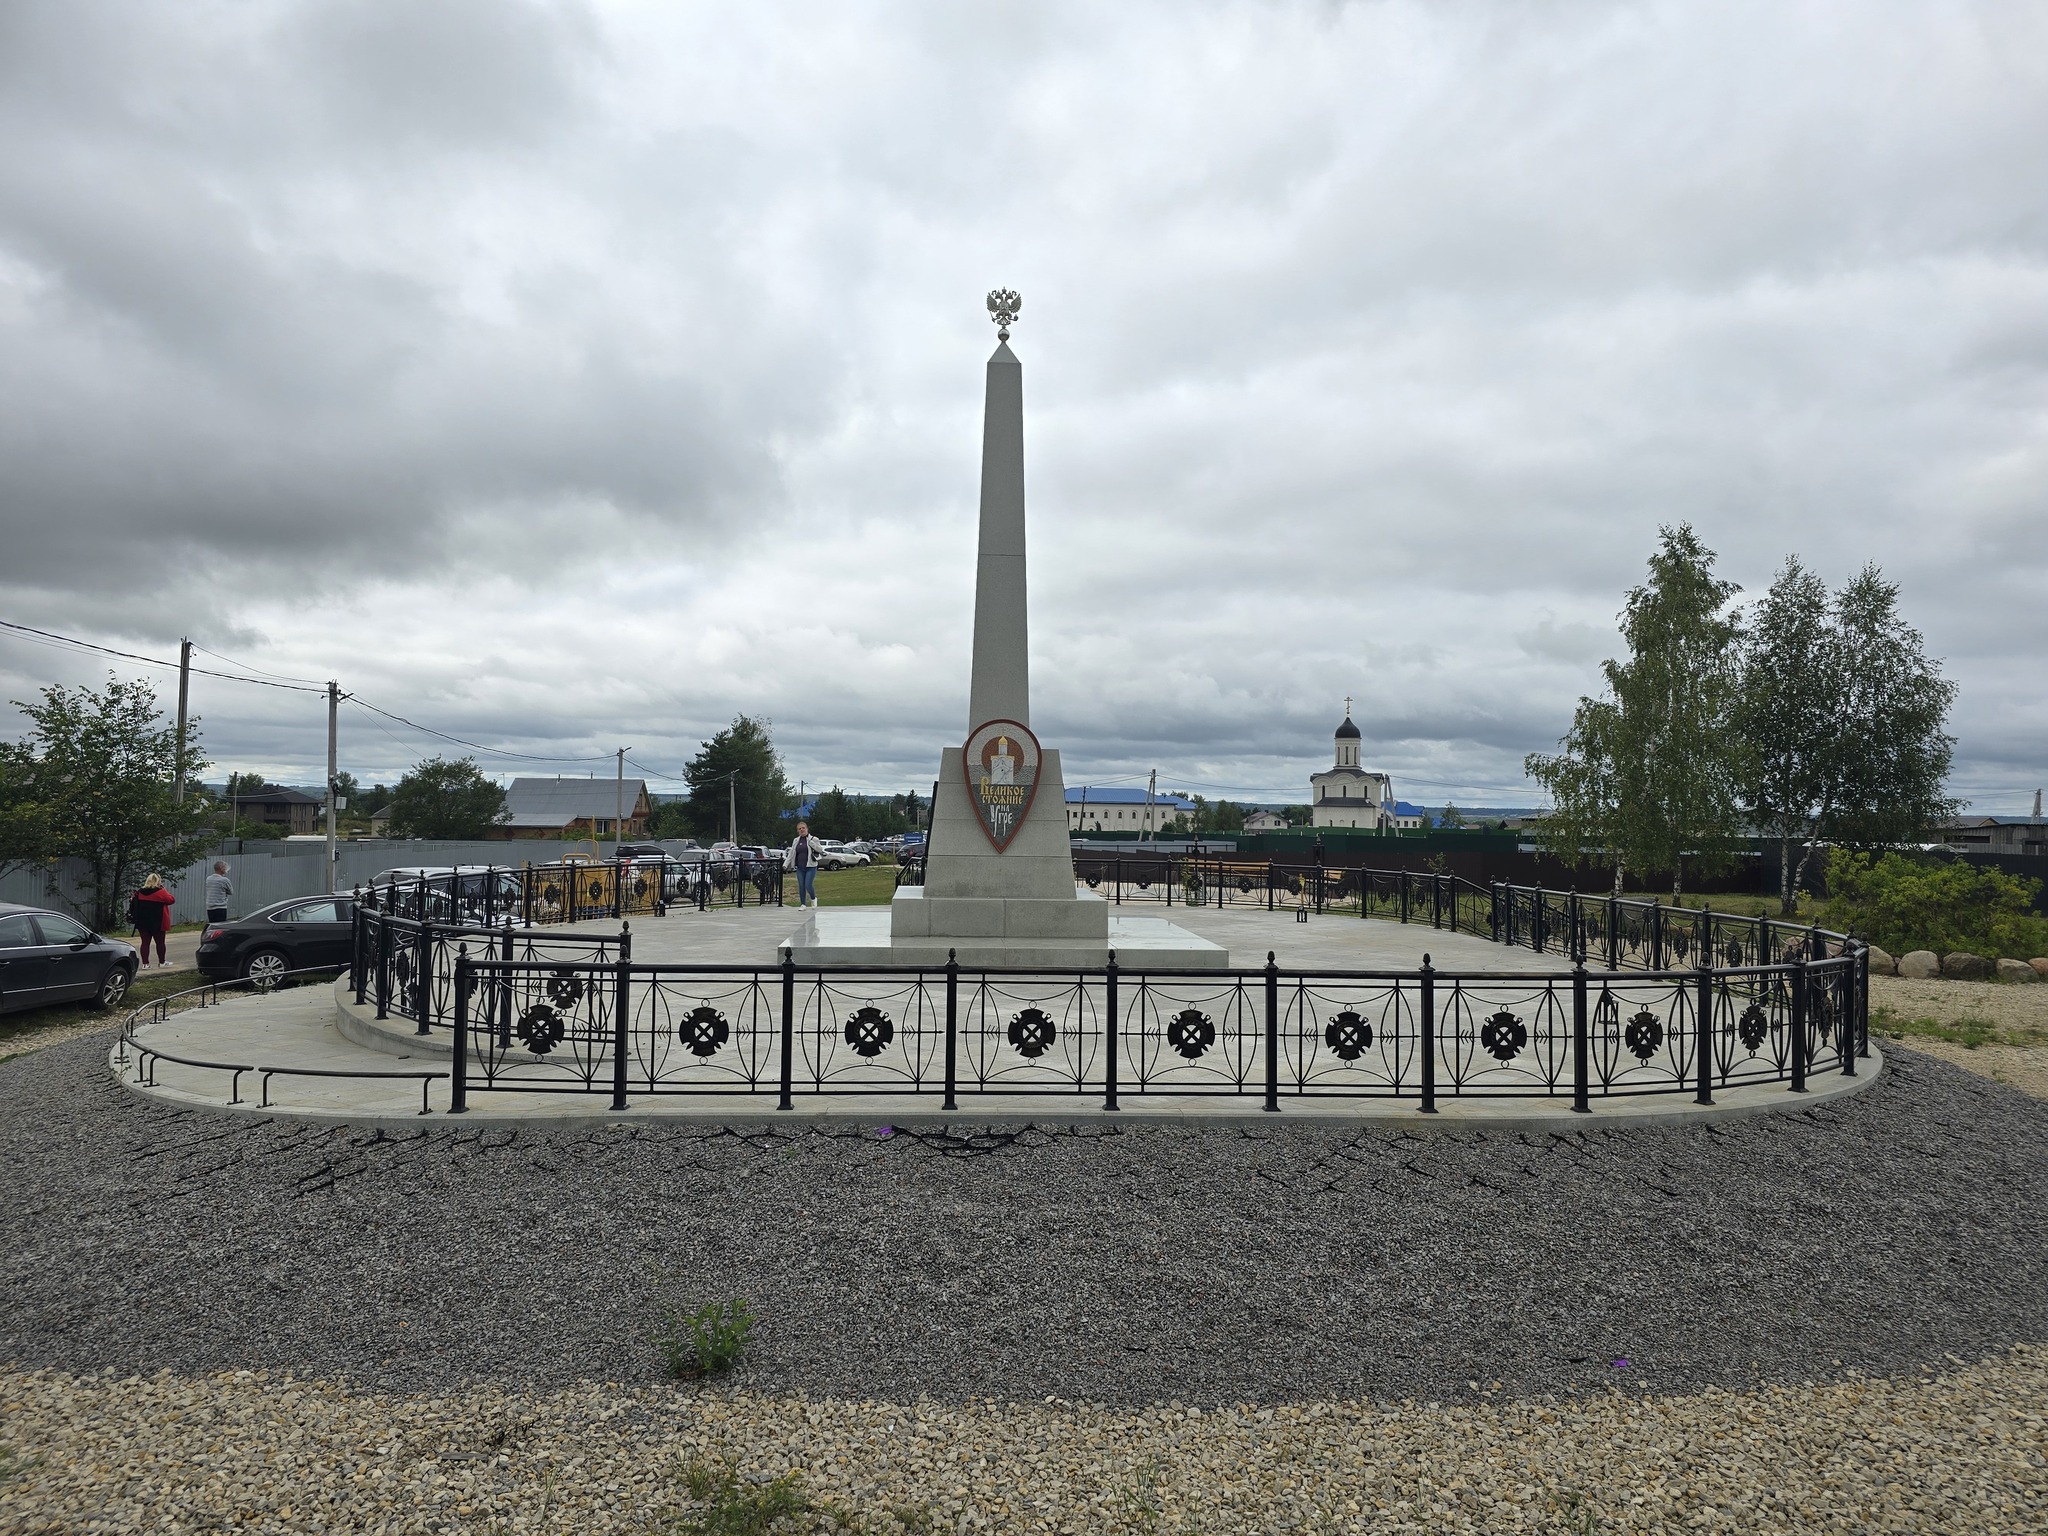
left=1526, top=525, right=1957, bottom=913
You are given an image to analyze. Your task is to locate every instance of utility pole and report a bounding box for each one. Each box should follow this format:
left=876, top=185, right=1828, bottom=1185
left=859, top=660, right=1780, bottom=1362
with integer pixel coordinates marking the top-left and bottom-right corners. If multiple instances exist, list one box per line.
left=615, top=747, right=627, bottom=850
left=325, top=681, right=339, bottom=894
left=173, top=640, right=191, bottom=803
left=1145, top=769, right=1157, bottom=842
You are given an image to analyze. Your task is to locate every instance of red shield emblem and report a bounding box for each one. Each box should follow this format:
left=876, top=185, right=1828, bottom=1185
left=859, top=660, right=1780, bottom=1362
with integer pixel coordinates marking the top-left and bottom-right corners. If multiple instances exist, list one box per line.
left=962, top=719, right=1041, bottom=852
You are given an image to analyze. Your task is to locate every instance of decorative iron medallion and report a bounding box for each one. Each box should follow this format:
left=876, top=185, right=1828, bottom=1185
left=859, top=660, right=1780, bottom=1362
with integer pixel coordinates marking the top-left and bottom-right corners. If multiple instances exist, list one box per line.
left=1737, top=1001, right=1770, bottom=1054
left=680, top=1005, right=730, bottom=1059
left=1623, top=1008, right=1664, bottom=1062
left=962, top=718, right=1041, bottom=853
left=517, top=1004, right=565, bottom=1055
left=1007, top=1007, right=1057, bottom=1059
left=546, top=969, right=586, bottom=1008
left=845, top=1005, right=895, bottom=1058
left=1167, top=1008, right=1216, bottom=1060
left=1480, top=1009, right=1527, bottom=1063
left=1325, top=1010, right=1373, bottom=1062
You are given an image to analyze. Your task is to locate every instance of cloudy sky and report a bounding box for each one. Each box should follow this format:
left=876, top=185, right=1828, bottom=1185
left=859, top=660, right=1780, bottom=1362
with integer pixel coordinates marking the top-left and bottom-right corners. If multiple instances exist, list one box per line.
left=0, top=0, right=2042, bottom=810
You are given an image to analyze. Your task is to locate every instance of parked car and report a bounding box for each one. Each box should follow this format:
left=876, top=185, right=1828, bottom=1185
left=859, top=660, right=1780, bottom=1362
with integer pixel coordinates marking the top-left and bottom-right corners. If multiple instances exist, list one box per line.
left=197, top=895, right=358, bottom=985
left=363, top=866, right=524, bottom=924
left=818, top=845, right=871, bottom=869
left=0, top=903, right=138, bottom=1015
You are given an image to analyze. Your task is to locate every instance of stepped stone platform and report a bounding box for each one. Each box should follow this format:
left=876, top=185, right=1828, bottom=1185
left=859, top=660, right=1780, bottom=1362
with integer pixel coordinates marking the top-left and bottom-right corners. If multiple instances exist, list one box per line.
left=109, top=903, right=1880, bottom=1128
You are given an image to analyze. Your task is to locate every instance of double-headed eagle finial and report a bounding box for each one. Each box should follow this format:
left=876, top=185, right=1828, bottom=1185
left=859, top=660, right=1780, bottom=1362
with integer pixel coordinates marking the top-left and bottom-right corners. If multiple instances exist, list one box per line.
left=986, top=288, right=1021, bottom=341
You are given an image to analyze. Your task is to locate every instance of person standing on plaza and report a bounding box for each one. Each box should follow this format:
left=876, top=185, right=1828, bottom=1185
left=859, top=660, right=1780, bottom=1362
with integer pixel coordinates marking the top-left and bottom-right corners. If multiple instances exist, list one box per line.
left=788, top=821, right=821, bottom=909
left=204, top=861, right=234, bottom=925
left=127, top=873, right=177, bottom=968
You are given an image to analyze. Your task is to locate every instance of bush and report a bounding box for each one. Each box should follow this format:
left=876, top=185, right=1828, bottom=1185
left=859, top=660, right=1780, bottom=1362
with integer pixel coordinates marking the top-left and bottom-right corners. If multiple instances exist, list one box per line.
left=1828, top=851, right=2048, bottom=959
left=652, top=1296, right=753, bottom=1378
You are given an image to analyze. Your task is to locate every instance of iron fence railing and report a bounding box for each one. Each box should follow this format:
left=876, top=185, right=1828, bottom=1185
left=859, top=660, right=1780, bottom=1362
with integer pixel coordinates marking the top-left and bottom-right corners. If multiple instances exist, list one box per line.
left=330, top=865, right=1873, bottom=1114
left=354, top=856, right=785, bottom=931
left=438, top=947, right=1865, bottom=1112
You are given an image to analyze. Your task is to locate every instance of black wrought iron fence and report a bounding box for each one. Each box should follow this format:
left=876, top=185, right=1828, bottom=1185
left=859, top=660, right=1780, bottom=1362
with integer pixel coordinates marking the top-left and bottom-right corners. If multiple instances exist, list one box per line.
left=343, top=866, right=1872, bottom=1113
left=440, top=946, right=1865, bottom=1112
left=355, top=856, right=784, bottom=934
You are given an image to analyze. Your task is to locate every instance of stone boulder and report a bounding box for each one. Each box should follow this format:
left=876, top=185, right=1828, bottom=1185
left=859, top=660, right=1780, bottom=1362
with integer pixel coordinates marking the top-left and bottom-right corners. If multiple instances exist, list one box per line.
left=1898, top=950, right=1941, bottom=979
left=1941, top=951, right=1994, bottom=980
left=2033, top=957, right=2048, bottom=979
left=1864, top=945, right=1897, bottom=976
left=1996, top=958, right=2041, bottom=984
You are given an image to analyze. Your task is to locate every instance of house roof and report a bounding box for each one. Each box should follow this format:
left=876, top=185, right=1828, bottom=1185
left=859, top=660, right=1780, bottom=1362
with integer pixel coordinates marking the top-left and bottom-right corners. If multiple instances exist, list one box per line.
left=231, top=786, right=322, bottom=806
left=502, top=777, right=649, bottom=827
left=1065, top=788, right=1198, bottom=810
left=1391, top=801, right=1424, bottom=817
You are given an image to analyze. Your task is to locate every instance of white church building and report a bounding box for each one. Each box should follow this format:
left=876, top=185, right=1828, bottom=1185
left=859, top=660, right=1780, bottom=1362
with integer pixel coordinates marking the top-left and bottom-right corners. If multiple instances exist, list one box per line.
left=1310, top=706, right=1421, bottom=830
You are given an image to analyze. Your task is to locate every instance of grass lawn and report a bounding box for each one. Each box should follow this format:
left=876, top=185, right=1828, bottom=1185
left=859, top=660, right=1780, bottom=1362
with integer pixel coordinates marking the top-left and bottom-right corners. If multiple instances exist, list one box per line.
left=0, top=969, right=197, bottom=1064
left=780, top=863, right=901, bottom=907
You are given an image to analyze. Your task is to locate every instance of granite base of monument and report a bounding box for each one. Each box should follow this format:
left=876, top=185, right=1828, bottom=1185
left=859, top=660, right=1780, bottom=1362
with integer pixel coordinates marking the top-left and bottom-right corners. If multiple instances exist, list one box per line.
left=781, top=902, right=1231, bottom=971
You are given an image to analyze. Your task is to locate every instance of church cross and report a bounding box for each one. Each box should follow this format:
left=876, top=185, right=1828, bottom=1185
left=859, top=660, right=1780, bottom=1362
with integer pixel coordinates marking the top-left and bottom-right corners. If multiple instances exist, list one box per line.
left=1344, top=695, right=1352, bottom=717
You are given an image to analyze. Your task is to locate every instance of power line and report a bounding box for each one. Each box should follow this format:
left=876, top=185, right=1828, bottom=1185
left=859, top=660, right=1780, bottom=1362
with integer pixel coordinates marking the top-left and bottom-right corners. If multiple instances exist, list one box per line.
left=0, top=618, right=326, bottom=693
left=345, top=697, right=614, bottom=764
left=190, top=642, right=329, bottom=688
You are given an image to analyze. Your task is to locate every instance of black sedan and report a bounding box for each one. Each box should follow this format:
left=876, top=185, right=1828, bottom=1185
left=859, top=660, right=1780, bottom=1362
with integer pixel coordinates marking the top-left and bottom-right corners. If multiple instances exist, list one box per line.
left=197, top=895, right=357, bottom=985
left=0, top=902, right=138, bottom=1015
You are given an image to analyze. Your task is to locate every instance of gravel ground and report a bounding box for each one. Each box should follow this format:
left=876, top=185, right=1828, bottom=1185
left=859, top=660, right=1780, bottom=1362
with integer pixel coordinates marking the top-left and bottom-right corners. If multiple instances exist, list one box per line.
left=4, top=1028, right=2047, bottom=1411
left=4, top=1352, right=2044, bottom=1534
left=1892, top=1039, right=2048, bottom=1100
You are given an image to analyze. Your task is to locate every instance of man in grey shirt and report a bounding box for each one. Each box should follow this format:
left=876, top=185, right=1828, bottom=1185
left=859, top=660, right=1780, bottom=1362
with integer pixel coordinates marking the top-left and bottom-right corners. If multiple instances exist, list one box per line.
left=204, top=862, right=233, bottom=923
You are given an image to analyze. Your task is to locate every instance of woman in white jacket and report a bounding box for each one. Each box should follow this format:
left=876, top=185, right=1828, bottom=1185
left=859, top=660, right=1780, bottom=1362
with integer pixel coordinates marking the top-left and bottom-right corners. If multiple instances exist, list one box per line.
left=787, top=821, right=823, bottom=908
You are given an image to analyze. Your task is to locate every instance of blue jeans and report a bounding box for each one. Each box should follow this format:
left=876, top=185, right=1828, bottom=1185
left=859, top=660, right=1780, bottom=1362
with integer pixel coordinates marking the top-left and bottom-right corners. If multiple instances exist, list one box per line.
left=798, top=865, right=817, bottom=904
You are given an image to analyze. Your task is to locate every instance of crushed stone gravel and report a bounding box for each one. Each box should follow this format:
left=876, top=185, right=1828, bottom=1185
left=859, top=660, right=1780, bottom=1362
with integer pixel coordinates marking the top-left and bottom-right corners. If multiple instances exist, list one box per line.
left=3, top=1029, right=2047, bottom=1409
left=3, top=1351, right=2045, bottom=1534
left=1890, top=1038, right=2048, bottom=1101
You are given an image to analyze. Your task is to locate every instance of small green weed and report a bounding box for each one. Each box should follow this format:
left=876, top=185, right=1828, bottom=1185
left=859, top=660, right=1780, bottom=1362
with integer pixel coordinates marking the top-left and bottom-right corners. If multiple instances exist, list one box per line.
left=654, top=1297, right=754, bottom=1378
left=1872, top=1006, right=2011, bottom=1050
left=673, top=1460, right=816, bottom=1535
left=1556, top=1491, right=1603, bottom=1534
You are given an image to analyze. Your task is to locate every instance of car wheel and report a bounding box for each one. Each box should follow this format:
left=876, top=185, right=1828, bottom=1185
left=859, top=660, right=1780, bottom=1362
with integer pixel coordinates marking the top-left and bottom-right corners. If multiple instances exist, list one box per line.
left=91, top=964, right=134, bottom=1011
left=242, top=949, right=290, bottom=989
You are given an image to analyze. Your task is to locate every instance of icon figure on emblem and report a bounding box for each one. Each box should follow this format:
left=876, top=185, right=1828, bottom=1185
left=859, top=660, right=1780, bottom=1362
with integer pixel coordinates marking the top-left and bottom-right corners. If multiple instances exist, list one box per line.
left=963, top=719, right=1042, bottom=853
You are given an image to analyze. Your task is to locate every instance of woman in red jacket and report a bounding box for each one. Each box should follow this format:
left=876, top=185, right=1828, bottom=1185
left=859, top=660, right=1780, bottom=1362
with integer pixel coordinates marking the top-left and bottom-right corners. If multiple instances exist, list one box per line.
left=128, top=873, right=177, bottom=968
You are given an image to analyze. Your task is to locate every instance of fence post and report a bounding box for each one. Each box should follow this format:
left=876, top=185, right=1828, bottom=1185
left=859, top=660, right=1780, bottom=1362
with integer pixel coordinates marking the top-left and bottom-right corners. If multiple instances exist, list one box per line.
left=498, top=923, right=514, bottom=1047
left=1651, top=902, right=1664, bottom=971
left=1489, top=884, right=1501, bottom=945
left=1569, top=890, right=1582, bottom=964
left=1608, top=891, right=1619, bottom=971
left=1400, top=871, right=1410, bottom=925
left=375, top=915, right=391, bottom=1020
left=450, top=945, right=470, bottom=1114
left=522, top=866, right=533, bottom=928
left=1419, top=954, right=1437, bottom=1114
left=1263, top=950, right=1280, bottom=1113
left=1533, top=885, right=1545, bottom=954
left=778, top=953, right=796, bottom=1110
left=943, top=949, right=959, bottom=1111
left=414, top=920, right=432, bottom=1036
left=351, top=895, right=367, bottom=1006
left=1857, top=942, right=1871, bottom=1062
left=1103, top=949, right=1120, bottom=1112
left=1840, top=951, right=1859, bottom=1079
left=1790, top=957, right=1809, bottom=1093
left=610, top=942, right=631, bottom=1111
left=1694, top=962, right=1714, bottom=1106
left=1432, top=871, right=1443, bottom=930
left=1572, top=960, right=1590, bottom=1113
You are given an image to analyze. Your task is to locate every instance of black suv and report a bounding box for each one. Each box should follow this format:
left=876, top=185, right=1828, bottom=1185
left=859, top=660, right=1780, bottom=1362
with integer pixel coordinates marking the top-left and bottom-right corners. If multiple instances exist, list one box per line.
left=0, top=902, right=138, bottom=1015
left=197, top=895, right=357, bottom=985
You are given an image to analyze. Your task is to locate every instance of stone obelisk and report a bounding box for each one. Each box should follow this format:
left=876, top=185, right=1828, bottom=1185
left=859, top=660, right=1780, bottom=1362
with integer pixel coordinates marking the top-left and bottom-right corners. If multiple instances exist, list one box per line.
left=886, top=290, right=1110, bottom=962
left=787, top=291, right=1224, bottom=969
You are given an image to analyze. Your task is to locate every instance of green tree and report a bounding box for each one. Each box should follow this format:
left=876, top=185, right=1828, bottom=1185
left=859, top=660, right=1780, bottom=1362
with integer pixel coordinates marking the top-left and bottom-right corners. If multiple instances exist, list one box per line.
left=1735, top=560, right=1958, bottom=915
left=1828, top=850, right=2046, bottom=958
left=1528, top=525, right=1746, bottom=897
left=682, top=716, right=793, bottom=844
left=1438, top=802, right=1466, bottom=829
left=0, top=675, right=217, bottom=927
left=385, top=756, right=508, bottom=839
left=646, top=797, right=695, bottom=839
left=807, top=786, right=859, bottom=840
